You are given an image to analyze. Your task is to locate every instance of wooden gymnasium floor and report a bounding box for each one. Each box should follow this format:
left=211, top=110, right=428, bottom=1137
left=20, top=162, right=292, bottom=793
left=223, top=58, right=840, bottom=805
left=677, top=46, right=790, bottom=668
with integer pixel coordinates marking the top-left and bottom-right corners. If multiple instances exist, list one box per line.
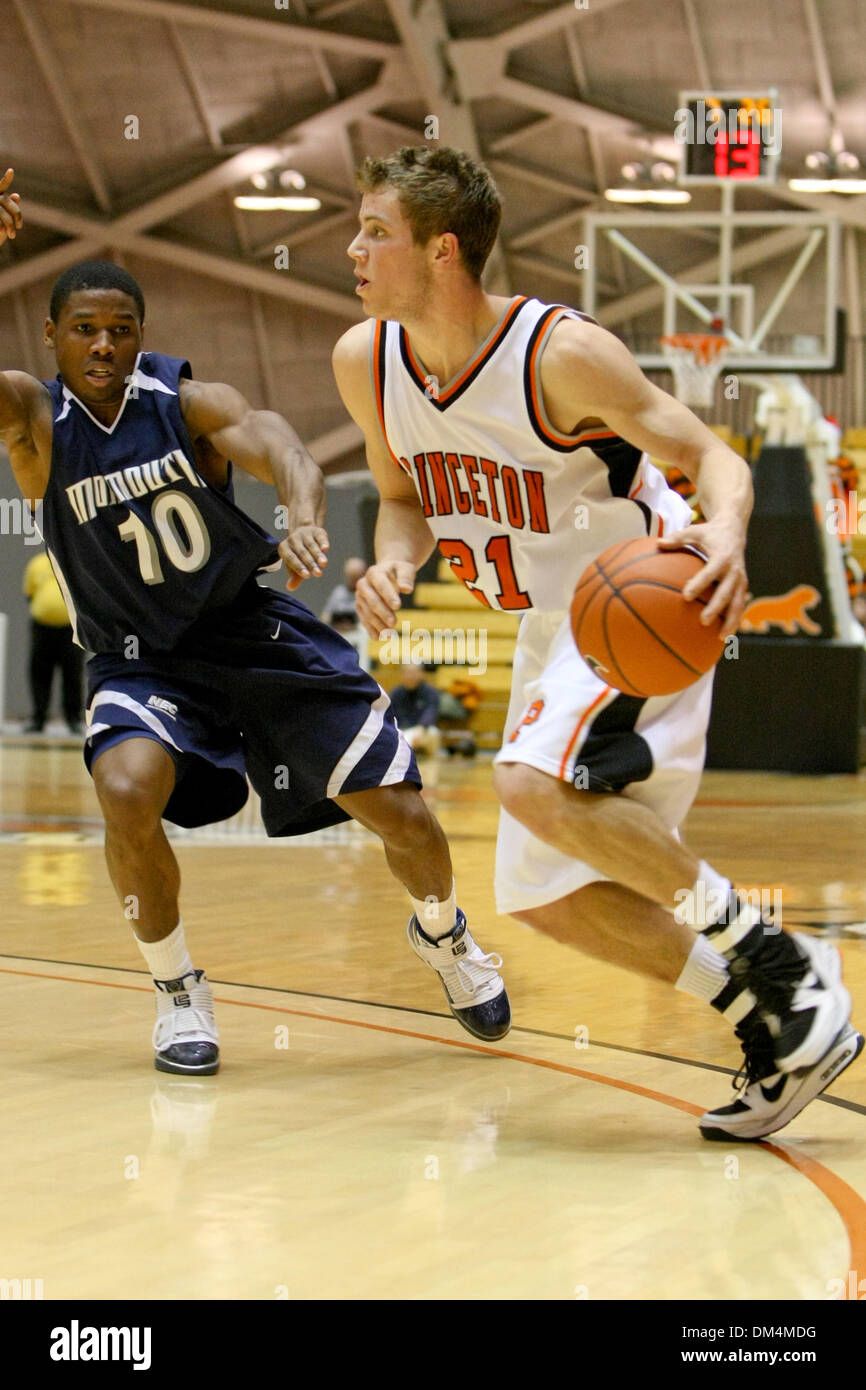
left=2, top=734, right=866, bottom=1302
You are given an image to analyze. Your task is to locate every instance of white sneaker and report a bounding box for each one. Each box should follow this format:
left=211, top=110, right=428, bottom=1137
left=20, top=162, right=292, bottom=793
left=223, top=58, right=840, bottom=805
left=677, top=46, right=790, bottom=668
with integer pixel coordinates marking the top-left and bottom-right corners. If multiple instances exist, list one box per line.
left=407, top=909, right=511, bottom=1041
left=701, top=1017, right=863, bottom=1142
left=153, top=970, right=220, bottom=1075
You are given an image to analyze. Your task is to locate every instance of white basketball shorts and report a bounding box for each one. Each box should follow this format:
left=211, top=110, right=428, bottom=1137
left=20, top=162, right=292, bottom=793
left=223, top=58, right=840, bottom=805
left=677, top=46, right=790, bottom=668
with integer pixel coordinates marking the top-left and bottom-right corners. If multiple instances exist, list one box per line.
left=492, top=609, right=715, bottom=914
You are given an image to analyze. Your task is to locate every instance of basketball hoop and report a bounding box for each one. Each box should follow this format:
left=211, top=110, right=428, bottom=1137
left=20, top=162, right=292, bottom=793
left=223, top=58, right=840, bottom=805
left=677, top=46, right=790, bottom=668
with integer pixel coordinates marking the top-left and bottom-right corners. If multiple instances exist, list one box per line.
left=660, top=332, right=729, bottom=408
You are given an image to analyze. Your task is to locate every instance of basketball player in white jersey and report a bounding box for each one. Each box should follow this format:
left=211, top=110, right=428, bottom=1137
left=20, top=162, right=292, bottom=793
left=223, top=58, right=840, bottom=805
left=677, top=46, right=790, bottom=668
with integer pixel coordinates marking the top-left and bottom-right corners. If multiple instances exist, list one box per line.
left=333, top=145, right=862, bottom=1141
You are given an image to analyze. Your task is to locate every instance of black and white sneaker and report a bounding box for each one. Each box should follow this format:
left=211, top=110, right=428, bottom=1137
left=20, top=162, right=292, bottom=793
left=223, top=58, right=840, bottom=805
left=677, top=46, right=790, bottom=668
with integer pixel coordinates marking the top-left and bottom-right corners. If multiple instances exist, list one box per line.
left=700, top=1014, right=863, bottom=1142
left=706, top=897, right=853, bottom=1074
left=153, top=970, right=220, bottom=1075
left=407, top=909, right=511, bottom=1041
left=749, top=933, right=852, bottom=1073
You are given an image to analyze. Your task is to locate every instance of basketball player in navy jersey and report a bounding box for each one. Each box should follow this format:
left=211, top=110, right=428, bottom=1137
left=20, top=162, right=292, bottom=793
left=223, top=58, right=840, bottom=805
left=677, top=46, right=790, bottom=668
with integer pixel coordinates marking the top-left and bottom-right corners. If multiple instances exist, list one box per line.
left=333, top=144, right=862, bottom=1141
left=0, top=167, right=510, bottom=1076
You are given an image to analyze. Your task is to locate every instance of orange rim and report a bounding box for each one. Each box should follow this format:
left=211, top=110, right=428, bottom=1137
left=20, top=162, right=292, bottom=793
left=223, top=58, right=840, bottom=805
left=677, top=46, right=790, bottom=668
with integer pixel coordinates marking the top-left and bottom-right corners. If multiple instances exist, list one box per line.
left=661, top=332, right=730, bottom=365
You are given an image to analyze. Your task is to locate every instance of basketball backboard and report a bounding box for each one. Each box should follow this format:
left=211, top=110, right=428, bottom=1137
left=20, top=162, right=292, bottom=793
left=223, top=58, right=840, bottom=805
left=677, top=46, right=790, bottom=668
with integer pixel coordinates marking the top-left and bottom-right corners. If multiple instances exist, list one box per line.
left=583, top=205, right=841, bottom=375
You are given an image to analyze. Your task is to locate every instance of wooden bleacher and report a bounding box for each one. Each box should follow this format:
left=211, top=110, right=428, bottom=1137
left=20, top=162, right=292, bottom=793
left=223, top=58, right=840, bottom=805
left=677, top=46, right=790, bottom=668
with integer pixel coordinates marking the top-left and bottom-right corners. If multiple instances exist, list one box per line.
left=840, top=431, right=866, bottom=570
left=370, top=558, right=519, bottom=748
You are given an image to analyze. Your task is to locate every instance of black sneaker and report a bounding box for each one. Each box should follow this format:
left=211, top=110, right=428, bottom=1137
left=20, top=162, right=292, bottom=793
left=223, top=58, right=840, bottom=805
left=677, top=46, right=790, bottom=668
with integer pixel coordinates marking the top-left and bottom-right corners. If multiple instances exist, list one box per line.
left=701, top=1011, right=863, bottom=1142
left=706, top=896, right=852, bottom=1073
left=748, top=933, right=851, bottom=1073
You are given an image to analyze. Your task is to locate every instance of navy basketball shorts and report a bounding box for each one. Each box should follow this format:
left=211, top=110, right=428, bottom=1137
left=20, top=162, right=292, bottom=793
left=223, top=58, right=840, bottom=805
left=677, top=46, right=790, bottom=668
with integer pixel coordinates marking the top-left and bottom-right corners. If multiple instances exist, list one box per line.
left=83, top=585, right=421, bottom=836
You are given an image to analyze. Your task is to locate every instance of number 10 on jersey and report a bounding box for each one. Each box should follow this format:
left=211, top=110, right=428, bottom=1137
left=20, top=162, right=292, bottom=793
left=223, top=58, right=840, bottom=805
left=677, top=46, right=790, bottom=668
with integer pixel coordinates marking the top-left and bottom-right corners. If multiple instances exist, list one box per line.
left=118, top=489, right=211, bottom=584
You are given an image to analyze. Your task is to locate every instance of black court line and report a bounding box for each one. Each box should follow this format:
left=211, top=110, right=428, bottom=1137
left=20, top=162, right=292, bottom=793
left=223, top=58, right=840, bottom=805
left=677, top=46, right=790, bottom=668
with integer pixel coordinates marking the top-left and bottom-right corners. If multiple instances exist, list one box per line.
left=3, top=950, right=865, bottom=1117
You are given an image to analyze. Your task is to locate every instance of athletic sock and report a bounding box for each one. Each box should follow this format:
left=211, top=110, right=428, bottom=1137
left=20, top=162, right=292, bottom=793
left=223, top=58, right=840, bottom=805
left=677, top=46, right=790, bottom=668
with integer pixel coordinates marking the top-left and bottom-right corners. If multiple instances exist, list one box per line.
left=675, top=933, right=730, bottom=1003
left=675, top=865, right=774, bottom=1022
left=410, top=881, right=458, bottom=942
left=676, top=933, right=760, bottom=1024
left=136, top=921, right=195, bottom=982
left=676, top=859, right=733, bottom=929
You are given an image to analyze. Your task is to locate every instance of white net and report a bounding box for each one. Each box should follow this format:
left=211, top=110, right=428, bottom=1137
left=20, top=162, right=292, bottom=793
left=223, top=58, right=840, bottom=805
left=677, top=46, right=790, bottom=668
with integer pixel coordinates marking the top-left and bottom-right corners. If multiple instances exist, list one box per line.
left=660, top=334, right=729, bottom=407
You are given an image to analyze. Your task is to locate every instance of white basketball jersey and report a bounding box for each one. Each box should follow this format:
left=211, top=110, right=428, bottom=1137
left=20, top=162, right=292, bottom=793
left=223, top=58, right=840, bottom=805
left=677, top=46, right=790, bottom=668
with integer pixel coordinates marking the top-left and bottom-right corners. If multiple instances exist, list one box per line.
left=373, top=296, right=691, bottom=614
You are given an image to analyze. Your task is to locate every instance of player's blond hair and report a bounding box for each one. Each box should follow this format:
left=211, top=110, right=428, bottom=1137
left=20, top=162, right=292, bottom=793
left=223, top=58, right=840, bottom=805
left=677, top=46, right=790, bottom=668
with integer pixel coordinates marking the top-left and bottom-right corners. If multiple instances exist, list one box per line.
left=355, top=146, right=501, bottom=281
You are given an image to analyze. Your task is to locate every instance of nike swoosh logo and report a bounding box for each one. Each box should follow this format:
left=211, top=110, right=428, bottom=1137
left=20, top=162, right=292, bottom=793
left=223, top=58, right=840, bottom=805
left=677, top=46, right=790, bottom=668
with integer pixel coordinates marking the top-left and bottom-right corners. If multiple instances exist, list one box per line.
left=270, top=623, right=280, bottom=640
left=759, top=1076, right=787, bottom=1103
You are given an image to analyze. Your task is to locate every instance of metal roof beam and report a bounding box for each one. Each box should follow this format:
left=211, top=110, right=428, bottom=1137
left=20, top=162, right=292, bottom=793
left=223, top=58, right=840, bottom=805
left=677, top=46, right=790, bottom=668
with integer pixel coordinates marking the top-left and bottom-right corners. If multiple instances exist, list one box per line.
left=487, top=0, right=637, bottom=51
left=0, top=80, right=394, bottom=297
left=2, top=199, right=361, bottom=319
left=681, top=0, right=711, bottom=89
left=802, top=0, right=837, bottom=123
left=384, top=0, right=510, bottom=292
left=488, top=157, right=596, bottom=203
left=56, top=0, right=395, bottom=62
left=11, top=0, right=112, bottom=212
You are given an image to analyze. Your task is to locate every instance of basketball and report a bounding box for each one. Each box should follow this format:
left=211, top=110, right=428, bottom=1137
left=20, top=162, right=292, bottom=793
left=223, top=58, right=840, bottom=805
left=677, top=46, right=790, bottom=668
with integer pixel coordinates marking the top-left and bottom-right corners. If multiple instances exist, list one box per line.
left=570, top=537, right=724, bottom=698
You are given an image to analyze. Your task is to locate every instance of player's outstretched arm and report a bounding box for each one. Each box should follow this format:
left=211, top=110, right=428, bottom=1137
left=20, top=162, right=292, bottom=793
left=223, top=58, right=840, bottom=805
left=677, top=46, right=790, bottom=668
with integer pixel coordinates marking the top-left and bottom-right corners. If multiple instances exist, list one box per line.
left=332, top=324, right=435, bottom=638
left=0, top=168, right=22, bottom=246
left=0, top=171, right=54, bottom=500
left=0, top=167, right=31, bottom=432
left=541, top=318, right=752, bottom=637
left=180, top=379, right=328, bottom=590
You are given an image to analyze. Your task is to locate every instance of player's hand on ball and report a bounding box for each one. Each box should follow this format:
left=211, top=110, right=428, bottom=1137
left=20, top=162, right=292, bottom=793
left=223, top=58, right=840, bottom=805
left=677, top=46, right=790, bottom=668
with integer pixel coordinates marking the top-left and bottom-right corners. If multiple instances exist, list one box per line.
left=279, top=524, right=329, bottom=591
left=0, top=169, right=23, bottom=246
left=356, top=561, right=416, bottom=638
left=658, top=516, right=749, bottom=638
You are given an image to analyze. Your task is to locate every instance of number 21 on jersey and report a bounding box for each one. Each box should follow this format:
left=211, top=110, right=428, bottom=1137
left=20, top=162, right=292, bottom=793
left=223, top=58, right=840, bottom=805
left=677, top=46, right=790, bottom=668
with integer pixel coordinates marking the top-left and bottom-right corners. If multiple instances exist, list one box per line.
left=438, top=536, right=531, bottom=611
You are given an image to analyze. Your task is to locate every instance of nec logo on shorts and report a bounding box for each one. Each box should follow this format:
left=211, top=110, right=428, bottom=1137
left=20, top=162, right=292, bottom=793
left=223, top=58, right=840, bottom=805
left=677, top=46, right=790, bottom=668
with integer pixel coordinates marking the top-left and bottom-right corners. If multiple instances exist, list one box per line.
left=147, top=695, right=178, bottom=720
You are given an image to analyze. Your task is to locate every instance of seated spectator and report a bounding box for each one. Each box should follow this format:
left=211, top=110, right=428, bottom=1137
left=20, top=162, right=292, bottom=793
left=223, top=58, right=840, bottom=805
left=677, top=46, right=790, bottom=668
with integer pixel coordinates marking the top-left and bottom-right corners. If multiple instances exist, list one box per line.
left=321, top=557, right=368, bottom=633
left=389, top=664, right=442, bottom=757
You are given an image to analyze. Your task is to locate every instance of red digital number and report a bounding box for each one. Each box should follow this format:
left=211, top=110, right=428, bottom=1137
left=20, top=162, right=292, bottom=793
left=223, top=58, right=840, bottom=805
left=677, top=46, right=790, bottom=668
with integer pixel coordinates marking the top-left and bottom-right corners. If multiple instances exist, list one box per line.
left=714, top=132, right=762, bottom=179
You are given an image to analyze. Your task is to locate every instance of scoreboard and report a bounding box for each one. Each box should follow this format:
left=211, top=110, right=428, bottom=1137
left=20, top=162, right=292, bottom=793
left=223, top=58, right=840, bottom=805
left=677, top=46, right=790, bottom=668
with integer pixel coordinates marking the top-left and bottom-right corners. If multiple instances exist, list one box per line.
left=677, top=91, right=780, bottom=184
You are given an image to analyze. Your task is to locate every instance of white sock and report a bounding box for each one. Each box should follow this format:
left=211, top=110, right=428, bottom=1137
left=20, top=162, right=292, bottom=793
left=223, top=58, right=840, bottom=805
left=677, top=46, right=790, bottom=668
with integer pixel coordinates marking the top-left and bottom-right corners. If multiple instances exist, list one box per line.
left=676, top=859, right=733, bottom=929
left=410, top=881, right=457, bottom=941
left=675, top=933, right=730, bottom=1003
left=136, top=921, right=195, bottom=982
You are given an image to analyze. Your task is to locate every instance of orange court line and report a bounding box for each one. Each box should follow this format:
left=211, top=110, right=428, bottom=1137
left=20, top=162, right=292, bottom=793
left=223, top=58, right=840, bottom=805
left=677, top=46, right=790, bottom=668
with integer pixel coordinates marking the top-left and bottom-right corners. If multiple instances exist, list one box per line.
left=2, top=960, right=865, bottom=1292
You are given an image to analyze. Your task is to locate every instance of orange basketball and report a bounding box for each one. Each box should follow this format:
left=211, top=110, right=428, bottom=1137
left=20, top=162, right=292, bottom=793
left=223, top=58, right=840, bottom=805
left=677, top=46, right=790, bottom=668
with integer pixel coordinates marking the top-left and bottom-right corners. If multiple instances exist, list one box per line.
left=570, top=537, right=724, bottom=697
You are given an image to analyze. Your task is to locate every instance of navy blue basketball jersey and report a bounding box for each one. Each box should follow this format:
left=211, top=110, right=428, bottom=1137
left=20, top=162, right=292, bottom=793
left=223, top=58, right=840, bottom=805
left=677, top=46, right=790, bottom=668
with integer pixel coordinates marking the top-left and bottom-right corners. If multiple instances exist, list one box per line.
left=40, top=352, right=279, bottom=653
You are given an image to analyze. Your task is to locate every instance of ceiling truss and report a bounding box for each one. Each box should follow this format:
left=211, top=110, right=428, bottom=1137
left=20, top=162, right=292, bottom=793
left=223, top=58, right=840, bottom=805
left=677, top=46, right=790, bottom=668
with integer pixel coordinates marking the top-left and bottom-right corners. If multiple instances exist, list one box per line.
left=0, top=0, right=863, bottom=469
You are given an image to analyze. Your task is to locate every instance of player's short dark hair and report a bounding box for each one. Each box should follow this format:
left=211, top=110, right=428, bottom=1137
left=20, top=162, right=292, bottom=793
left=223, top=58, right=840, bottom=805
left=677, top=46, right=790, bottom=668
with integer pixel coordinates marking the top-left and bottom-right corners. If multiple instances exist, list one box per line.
left=49, top=261, right=145, bottom=323
left=355, top=145, right=502, bottom=281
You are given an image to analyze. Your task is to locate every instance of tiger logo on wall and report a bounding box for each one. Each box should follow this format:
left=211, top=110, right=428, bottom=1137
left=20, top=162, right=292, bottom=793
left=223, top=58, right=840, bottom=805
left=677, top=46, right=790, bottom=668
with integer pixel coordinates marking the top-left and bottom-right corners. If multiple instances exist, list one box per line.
left=739, top=585, right=822, bottom=636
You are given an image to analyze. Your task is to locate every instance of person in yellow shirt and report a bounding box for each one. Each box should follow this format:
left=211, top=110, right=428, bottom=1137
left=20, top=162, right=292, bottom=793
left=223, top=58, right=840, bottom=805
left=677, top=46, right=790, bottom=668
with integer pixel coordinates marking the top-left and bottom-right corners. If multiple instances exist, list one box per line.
left=22, top=550, right=83, bottom=735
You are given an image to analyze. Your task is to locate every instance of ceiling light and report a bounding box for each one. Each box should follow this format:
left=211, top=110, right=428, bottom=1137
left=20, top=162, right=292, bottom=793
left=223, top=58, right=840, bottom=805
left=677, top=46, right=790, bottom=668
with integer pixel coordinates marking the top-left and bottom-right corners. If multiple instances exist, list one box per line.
left=788, top=177, right=866, bottom=194
left=234, top=195, right=322, bottom=211
left=605, top=159, right=691, bottom=204
left=605, top=187, right=692, bottom=204
left=789, top=147, right=866, bottom=194
left=234, top=169, right=320, bottom=212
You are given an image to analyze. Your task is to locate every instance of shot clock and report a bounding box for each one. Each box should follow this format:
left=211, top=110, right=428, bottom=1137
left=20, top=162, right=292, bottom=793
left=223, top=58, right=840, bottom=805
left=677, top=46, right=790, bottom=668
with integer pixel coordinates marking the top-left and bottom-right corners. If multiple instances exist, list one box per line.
left=677, top=90, right=781, bottom=184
